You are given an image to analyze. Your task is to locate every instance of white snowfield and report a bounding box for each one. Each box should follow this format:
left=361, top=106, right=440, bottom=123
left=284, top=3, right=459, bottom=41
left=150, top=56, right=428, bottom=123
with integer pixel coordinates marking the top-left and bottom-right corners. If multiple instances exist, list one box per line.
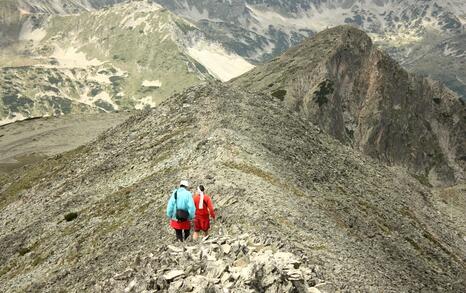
left=0, top=113, right=28, bottom=126
left=50, top=46, right=103, bottom=68
left=142, top=80, right=162, bottom=88
left=187, top=40, right=254, bottom=82
left=18, top=19, right=47, bottom=42
left=135, top=96, right=157, bottom=110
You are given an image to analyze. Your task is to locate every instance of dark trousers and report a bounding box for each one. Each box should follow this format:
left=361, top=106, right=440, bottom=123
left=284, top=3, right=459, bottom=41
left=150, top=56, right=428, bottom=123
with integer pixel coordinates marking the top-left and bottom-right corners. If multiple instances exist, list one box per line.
left=175, top=229, right=190, bottom=241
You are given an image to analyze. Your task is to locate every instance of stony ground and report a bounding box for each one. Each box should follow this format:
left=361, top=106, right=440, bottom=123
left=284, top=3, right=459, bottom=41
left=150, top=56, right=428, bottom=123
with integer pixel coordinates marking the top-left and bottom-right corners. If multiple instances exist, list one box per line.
left=0, top=83, right=464, bottom=292
left=98, top=233, right=325, bottom=293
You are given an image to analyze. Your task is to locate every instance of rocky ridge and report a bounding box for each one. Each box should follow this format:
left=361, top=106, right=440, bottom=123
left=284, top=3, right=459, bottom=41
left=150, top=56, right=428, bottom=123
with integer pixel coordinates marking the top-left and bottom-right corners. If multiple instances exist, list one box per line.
left=0, top=83, right=464, bottom=292
left=98, top=233, right=325, bottom=292
left=232, top=26, right=466, bottom=186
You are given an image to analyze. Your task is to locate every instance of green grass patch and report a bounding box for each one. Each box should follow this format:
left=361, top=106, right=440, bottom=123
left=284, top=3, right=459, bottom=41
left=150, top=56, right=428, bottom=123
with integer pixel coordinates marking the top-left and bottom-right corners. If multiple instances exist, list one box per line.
left=64, top=212, right=78, bottom=222
left=314, top=80, right=334, bottom=107
left=271, top=89, right=287, bottom=101
left=405, top=236, right=422, bottom=253
left=17, top=247, right=31, bottom=256
left=412, top=173, right=432, bottom=187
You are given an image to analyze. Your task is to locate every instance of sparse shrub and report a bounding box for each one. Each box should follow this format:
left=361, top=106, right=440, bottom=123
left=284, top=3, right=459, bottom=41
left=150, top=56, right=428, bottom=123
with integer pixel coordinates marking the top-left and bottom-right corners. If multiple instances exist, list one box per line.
left=314, top=80, right=334, bottom=107
left=271, top=89, right=287, bottom=101
left=64, top=212, right=78, bottom=222
left=17, top=247, right=31, bottom=256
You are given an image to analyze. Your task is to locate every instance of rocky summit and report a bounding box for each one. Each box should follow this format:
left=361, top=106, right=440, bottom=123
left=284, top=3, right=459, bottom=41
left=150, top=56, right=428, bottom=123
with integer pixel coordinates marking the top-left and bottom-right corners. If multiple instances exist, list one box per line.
left=1, top=83, right=464, bottom=292
left=232, top=26, right=466, bottom=187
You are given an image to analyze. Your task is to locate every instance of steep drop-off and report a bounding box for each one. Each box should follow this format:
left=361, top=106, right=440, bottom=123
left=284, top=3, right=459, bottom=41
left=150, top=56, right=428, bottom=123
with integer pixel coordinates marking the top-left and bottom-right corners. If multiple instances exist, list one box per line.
left=233, top=26, right=465, bottom=186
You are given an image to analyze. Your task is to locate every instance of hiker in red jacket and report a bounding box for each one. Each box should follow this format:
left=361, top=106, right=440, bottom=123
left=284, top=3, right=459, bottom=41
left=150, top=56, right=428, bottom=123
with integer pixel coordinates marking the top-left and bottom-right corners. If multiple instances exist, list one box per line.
left=193, top=185, right=216, bottom=240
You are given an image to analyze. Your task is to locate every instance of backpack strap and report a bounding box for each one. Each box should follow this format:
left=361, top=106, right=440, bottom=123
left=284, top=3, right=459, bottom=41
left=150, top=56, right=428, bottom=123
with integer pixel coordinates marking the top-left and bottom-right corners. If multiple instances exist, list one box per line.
left=196, top=196, right=208, bottom=210
left=173, top=190, right=178, bottom=217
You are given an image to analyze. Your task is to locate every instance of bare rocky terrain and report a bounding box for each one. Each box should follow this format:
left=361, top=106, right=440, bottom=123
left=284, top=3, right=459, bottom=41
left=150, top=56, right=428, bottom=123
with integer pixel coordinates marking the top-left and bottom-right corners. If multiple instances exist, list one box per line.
left=0, top=82, right=464, bottom=292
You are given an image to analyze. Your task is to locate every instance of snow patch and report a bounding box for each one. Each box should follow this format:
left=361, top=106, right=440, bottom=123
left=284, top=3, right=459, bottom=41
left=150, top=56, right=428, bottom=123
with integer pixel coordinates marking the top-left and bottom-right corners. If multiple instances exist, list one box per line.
left=91, top=72, right=111, bottom=84
left=178, top=4, right=211, bottom=22
left=142, top=80, right=162, bottom=88
left=187, top=40, right=254, bottom=82
left=161, top=34, right=170, bottom=42
left=78, top=89, right=118, bottom=112
left=19, top=19, right=47, bottom=42
left=51, top=46, right=102, bottom=68
left=94, top=91, right=118, bottom=111
left=0, top=113, right=29, bottom=126
left=135, top=96, right=156, bottom=110
left=246, top=4, right=349, bottom=33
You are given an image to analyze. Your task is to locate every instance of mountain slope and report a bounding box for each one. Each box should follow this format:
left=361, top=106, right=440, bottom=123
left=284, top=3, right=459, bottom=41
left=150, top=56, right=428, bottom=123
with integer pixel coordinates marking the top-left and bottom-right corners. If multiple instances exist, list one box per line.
left=0, top=0, right=126, bottom=47
left=0, top=0, right=254, bottom=125
left=9, top=0, right=125, bottom=14
left=232, top=26, right=465, bottom=186
left=0, top=83, right=464, bottom=292
left=154, top=0, right=466, bottom=99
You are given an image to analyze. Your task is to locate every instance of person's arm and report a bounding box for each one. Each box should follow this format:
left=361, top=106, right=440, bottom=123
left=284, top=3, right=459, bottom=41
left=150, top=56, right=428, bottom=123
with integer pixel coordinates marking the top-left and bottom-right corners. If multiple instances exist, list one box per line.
left=187, top=192, right=196, bottom=220
left=207, top=196, right=216, bottom=219
left=166, top=191, right=175, bottom=218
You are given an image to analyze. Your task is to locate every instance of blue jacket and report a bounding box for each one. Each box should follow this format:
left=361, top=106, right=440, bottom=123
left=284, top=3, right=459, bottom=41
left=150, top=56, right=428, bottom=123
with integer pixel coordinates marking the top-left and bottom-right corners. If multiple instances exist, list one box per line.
left=166, top=187, right=195, bottom=220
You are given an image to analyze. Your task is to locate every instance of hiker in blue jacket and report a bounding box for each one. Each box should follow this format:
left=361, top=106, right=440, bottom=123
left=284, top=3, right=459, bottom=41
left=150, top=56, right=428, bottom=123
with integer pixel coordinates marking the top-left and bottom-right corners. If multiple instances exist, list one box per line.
left=166, top=180, right=195, bottom=242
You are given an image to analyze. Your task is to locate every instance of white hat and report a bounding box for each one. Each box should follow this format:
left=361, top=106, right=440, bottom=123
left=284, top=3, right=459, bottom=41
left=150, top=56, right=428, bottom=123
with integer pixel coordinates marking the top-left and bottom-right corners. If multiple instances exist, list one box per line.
left=179, top=180, right=189, bottom=187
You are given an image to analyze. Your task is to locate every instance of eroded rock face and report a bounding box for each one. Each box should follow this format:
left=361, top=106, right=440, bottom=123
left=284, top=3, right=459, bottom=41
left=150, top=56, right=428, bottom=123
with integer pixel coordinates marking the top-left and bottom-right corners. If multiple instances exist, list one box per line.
left=0, top=84, right=464, bottom=292
left=232, top=26, right=466, bottom=186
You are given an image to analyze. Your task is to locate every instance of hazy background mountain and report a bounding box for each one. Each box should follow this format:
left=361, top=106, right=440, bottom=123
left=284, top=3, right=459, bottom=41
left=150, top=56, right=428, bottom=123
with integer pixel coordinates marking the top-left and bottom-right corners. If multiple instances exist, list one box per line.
left=1, top=0, right=465, bottom=125
left=0, top=0, right=253, bottom=125
left=153, top=0, right=466, bottom=100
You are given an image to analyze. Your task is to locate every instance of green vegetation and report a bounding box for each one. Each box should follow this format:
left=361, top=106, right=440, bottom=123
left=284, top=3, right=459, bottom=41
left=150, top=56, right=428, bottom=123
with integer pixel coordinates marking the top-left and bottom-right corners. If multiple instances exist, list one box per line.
left=412, top=173, right=432, bottom=187
left=401, top=207, right=461, bottom=262
left=405, top=236, right=422, bottom=253
left=174, top=19, right=197, bottom=34
left=314, top=80, right=334, bottom=107
left=17, top=247, right=31, bottom=256
left=64, top=212, right=79, bottom=222
left=271, top=89, right=287, bottom=101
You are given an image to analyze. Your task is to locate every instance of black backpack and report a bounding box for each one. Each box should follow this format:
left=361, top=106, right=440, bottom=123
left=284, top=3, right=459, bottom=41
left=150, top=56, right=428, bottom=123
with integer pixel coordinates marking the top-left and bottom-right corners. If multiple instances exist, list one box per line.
left=174, top=191, right=189, bottom=221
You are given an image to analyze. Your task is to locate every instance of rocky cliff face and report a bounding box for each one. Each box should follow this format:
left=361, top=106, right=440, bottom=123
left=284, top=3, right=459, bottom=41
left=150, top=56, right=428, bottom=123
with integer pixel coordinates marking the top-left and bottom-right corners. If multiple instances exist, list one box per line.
left=232, top=26, right=465, bottom=186
left=0, top=83, right=464, bottom=292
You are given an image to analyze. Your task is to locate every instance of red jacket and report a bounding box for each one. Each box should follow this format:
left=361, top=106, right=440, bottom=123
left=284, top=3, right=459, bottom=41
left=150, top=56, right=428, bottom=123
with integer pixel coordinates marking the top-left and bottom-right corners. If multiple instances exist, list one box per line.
left=193, top=193, right=215, bottom=219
